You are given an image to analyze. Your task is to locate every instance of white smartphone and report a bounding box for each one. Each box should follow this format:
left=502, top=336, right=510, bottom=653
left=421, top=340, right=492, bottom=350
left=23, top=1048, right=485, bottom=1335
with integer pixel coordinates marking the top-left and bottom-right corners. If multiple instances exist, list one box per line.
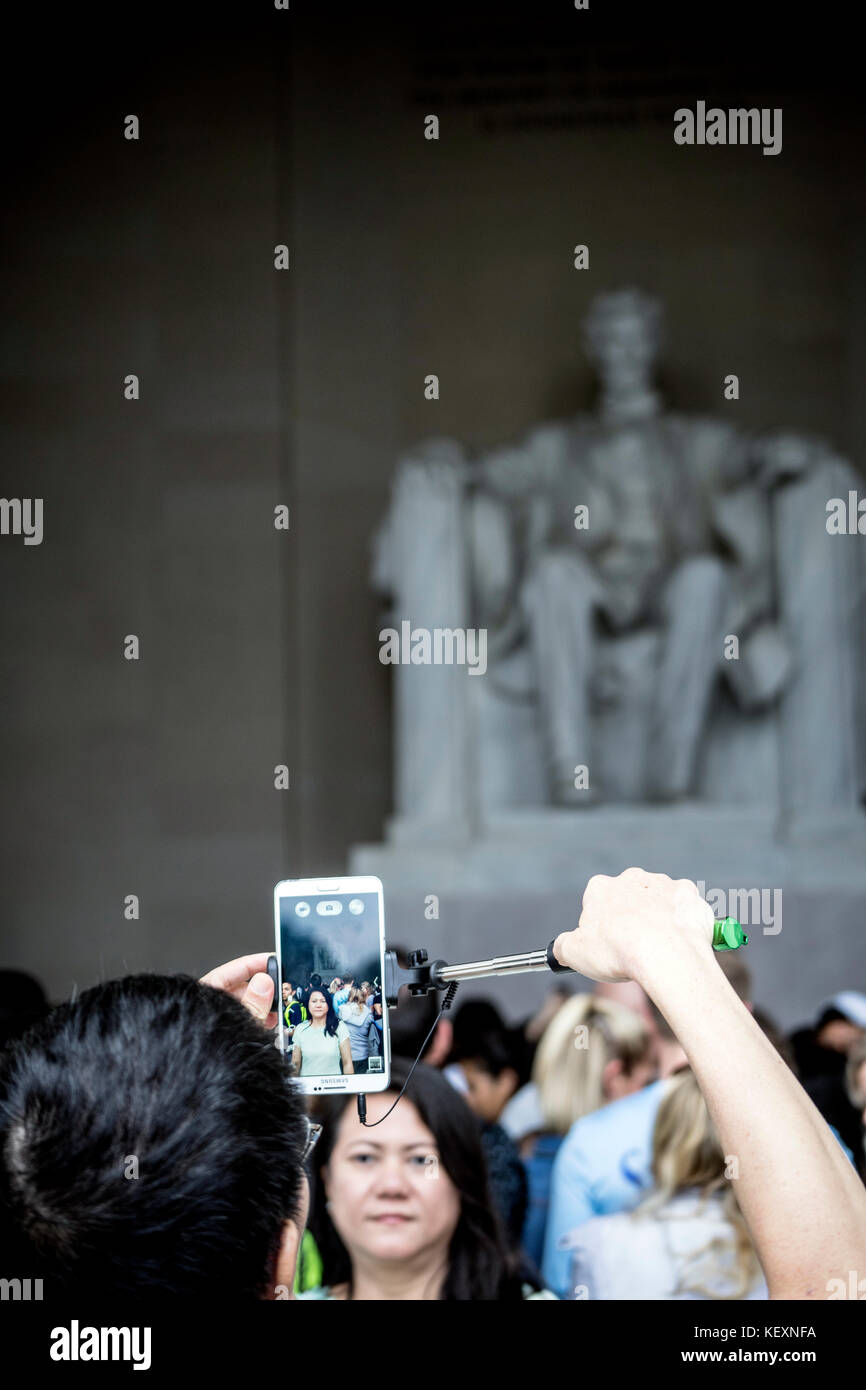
left=273, top=875, right=390, bottom=1096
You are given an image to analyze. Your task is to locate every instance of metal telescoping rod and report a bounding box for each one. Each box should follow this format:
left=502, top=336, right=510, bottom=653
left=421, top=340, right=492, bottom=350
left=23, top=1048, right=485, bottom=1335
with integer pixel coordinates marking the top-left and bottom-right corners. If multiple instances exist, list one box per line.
left=430, top=918, right=748, bottom=990
left=435, top=949, right=552, bottom=984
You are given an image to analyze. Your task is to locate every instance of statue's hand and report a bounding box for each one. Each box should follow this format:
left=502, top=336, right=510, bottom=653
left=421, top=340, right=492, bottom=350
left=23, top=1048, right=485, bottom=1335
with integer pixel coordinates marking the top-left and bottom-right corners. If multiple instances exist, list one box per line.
left=476, top=445, right=540, bottom=499
left=725, top=620, right=792, bottom=710
left=754, top=432, right=814, bottom=488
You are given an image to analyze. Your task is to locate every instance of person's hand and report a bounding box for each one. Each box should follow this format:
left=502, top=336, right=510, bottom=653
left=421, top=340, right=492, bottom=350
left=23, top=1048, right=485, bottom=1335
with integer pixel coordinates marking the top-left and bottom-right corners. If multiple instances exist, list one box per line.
left=552, top=868, right=715, bottom=983
left=199, top=953, right=277, bottom=1028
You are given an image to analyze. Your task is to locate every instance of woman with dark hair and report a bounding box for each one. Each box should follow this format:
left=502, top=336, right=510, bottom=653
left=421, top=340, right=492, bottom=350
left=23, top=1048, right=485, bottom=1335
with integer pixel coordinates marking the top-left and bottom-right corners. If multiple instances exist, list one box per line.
left=299, top=1059, right=557, bottom=1300
left=292, top=988, right=353, bottom=1078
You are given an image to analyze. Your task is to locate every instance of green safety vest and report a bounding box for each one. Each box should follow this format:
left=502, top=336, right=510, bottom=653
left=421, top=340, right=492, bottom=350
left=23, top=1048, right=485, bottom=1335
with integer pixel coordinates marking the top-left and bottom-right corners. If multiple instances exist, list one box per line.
left=293, top=1229, right=324, bottom=1294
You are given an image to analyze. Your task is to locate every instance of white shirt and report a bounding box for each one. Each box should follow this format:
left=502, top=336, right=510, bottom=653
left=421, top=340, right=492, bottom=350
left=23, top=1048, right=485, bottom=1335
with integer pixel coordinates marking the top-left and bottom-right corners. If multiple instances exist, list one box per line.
left=561, top=1190, right=768, bottom=1301
left=499, top=1082, right=545, bottom=1142
left=293, top=1020, right=351, bottom=1077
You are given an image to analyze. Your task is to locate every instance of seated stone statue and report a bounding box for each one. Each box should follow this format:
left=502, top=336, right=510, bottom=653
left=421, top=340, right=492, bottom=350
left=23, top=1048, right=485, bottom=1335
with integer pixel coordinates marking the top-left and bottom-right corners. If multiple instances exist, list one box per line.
left=473, top=289, right=784, bottom=804
left=373, top=288, right=863, bottom=825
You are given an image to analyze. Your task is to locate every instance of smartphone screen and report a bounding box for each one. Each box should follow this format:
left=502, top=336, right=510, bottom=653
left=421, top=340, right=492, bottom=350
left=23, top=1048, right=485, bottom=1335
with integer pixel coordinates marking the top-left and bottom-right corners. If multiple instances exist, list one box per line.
left=274, top=876, right=390, bottom=1095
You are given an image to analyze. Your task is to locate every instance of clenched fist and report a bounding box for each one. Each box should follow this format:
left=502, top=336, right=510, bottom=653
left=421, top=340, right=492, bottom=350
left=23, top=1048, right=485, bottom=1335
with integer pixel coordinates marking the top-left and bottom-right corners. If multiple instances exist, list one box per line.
left=552, top=867, right=715, bottom=983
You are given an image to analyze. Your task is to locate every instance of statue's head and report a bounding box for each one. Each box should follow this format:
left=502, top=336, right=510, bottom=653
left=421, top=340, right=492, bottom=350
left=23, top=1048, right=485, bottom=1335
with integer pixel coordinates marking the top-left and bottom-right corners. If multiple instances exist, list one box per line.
left=583, top=288, right=663, bottom=389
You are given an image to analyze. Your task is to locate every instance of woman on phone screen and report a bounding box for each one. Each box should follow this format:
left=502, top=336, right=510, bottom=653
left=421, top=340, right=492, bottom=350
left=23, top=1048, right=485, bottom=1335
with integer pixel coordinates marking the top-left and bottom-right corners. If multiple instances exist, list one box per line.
left=292, top=988, right=354, bottom=1078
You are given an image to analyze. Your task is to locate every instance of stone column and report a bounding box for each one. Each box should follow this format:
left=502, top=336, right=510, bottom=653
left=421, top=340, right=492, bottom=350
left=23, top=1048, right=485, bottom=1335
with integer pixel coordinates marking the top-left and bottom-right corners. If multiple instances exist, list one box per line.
left=774, top=455, right=862, bottom=826
left=384, top=442, right=476, bottom=843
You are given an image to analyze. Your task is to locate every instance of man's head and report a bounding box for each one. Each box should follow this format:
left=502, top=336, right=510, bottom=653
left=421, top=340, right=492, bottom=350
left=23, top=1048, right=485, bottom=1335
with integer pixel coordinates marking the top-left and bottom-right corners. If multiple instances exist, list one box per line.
left=456, top=1029, right=531, bottom=1126
left=815, top=997, right=866, bottom=1055
left=582, top=287, right=663, bottom=391
left=282, top=982, right=292, bottom=1003
left=0, top=974, right=308, bottom=1298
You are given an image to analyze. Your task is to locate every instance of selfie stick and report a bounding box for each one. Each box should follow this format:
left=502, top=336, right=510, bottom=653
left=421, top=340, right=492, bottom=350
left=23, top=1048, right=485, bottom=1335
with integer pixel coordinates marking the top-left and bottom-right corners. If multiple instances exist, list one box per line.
left=266, top=918, right=746, bottom=1129
left=381, top=917, right=747, bottom=1009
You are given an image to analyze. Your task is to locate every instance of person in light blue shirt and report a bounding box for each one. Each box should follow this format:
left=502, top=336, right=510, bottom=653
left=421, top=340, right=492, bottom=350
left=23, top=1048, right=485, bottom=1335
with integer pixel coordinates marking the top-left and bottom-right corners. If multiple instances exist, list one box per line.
left=332, top=976, right=354, bottom=1011
left=542, top=1076, right=668, bottom=1297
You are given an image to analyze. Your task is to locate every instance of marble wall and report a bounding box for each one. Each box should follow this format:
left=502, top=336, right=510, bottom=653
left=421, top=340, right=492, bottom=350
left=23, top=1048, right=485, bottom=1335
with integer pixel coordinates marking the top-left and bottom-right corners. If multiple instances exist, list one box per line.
left=1, top=17, right=864, bottom=1021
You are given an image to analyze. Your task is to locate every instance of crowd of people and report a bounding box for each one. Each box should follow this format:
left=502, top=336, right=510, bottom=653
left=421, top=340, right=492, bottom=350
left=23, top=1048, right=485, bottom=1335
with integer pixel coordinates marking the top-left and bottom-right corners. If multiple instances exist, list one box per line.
left=281, top=973, right=384, bottom=1077
left=1, top=870, right=865, bottom=1301
left=416, top=959, right=866, bottom=1300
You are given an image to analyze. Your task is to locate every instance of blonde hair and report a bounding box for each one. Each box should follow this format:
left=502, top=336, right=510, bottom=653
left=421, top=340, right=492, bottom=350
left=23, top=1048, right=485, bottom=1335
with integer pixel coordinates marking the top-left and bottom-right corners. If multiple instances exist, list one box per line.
left=532, top=994, right=651, bottom=1135
left=637, top=1069, right=762, bottom=1299
left=347, top=987, right=367, bottom=1013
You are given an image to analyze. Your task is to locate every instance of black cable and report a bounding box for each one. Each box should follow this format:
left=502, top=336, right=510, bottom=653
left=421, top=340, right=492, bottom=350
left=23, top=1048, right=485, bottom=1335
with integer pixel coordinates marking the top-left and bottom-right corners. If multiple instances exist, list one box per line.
left=357, top=982, right=459, bottom=1127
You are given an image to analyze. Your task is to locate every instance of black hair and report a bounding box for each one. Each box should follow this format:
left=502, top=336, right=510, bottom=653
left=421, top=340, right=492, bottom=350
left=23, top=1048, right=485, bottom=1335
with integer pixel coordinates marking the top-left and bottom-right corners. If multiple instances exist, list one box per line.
left=308, top=1059, right=534, bottom=1300
left=449, top=998, right=506, bottom=1058
left=0, top=970, right=49, bottom=1050
left=305, top=987, right=340, bottom=1037
left=386, top=989, right=443, bottom=1061
left=0, top=973, right=307, bottom=1298
left=452, top=1026, right=533, bottom=1091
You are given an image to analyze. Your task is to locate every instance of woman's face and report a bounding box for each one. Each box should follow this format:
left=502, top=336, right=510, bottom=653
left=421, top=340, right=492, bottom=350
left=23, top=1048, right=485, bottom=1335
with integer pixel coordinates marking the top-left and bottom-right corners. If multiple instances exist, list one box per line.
left=459, top=1059, right=516, bottom=1124
left=322, top=1095, right=461, bottom=1265
left=308, top=991, right=329, bottom=1020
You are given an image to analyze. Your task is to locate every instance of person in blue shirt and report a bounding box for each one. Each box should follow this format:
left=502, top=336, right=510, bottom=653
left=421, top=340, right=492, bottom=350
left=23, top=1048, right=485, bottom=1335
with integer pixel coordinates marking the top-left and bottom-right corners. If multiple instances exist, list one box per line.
left=332, top=975, right=354, bottom=1010
left=542, top=1073, right=669, bottom=1297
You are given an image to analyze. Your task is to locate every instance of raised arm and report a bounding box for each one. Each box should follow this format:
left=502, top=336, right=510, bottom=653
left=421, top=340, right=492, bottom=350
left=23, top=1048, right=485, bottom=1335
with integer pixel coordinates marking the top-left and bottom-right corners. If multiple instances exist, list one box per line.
left=553, top=867, right=866, bottom=1300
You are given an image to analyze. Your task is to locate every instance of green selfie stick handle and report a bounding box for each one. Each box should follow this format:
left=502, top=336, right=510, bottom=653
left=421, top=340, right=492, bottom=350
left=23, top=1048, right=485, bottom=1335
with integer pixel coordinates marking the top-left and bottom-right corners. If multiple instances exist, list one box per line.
left=713, top=917, right=748, bottom=950
left=546, top=915, right=748, bottom=974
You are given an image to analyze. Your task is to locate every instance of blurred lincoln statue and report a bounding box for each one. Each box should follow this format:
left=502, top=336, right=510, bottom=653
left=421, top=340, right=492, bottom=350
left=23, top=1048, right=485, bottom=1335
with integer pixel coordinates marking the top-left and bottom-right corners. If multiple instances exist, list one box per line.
left=374, top=288, right=862, bottom=824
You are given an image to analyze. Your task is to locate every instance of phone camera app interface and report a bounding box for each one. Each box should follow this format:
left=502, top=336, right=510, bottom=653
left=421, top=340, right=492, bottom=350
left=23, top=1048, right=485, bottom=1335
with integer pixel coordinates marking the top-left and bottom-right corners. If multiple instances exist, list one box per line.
left=279, top=892, right=383, bottom=1080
